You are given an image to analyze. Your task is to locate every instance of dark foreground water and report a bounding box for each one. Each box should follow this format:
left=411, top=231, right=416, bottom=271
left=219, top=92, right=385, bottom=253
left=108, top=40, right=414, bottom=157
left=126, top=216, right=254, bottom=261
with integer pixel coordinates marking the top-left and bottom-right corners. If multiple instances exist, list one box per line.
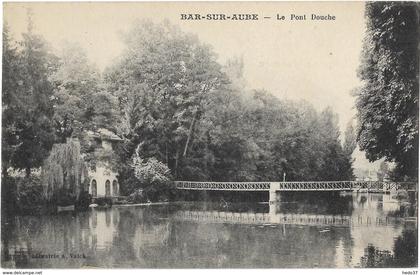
left=2, top=192, right=417, bottom=268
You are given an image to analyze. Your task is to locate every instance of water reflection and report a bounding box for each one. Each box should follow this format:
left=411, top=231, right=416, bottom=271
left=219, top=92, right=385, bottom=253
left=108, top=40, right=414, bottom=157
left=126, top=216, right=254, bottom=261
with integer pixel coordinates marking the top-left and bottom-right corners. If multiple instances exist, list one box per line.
left=1, top=193, right=417, bottom=268
left=360, top=229, right=417, bottom=268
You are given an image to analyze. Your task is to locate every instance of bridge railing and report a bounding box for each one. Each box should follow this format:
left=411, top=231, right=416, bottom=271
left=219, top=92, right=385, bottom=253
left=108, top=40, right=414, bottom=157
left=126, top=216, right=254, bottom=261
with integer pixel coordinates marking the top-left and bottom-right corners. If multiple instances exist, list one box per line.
left=174, top=181, right=271, bottom=191
left=174, top=180, right=417, bottom=191
left=352, top=181, right=417, bottom=191
left=276, top=181, right=353, bottom=191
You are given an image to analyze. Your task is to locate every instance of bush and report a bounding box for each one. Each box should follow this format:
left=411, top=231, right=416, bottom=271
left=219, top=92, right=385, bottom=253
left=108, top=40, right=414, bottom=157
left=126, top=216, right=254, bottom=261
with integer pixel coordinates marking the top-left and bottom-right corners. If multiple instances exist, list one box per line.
left=396, top=190, right=409, bottom=200
left=2, top=174, right=93, bottom=214
left=75, top=191, right=92, bottom=210
left=117, top=167, right=139, bottom=196
left=119, top=155, right=174, bottom=203
left=127, top=189, right=147, bottom=203
left=127, top=183, right=176, bottom=203
left=94, top=197, right=113, bottom=207
left=1, top=176, right=18, bottom=215
left=15, top=176, right=45, bottom=214
left=51, top=188, right=76, bottom=206
left=143, top=183, right=172, bottom=202
left=132, top=156, right=171, bottom=186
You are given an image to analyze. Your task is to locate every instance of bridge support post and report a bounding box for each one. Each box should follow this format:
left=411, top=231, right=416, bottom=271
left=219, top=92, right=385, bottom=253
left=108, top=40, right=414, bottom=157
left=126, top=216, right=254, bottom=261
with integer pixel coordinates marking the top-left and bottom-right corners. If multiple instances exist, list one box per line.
left=269, top=182, right=281, bottom=217
left=269, top=182, right=281, bottom=204
left=269, top=199, right=281, bottom=216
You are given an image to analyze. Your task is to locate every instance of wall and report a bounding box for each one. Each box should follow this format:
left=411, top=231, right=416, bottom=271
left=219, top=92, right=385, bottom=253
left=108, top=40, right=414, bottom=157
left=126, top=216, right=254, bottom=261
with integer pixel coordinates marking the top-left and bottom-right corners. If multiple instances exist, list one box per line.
left=88, top=166, right=119, bottom=197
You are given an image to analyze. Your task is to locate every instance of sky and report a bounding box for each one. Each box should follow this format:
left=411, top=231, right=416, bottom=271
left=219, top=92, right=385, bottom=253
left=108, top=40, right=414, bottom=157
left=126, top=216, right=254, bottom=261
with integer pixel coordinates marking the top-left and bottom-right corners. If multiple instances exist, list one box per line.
left=4, top=2, right=378, bottom=171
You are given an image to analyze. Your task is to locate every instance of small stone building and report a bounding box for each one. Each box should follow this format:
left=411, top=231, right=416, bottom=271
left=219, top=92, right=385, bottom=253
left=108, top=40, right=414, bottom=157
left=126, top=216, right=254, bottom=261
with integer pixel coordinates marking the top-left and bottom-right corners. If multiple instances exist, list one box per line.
left=86, top=128, right=122, bottom=198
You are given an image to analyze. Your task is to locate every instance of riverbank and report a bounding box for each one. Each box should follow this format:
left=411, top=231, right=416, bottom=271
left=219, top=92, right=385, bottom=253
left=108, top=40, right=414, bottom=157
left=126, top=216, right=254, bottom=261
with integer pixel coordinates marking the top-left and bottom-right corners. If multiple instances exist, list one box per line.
left=107, top=201, right=172, bottom=207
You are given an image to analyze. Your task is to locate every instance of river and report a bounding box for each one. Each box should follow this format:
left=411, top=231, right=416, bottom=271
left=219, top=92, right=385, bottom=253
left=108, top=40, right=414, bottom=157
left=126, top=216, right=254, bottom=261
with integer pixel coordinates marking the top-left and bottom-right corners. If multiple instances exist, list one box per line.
left=1, top=192, right=417, bottom=268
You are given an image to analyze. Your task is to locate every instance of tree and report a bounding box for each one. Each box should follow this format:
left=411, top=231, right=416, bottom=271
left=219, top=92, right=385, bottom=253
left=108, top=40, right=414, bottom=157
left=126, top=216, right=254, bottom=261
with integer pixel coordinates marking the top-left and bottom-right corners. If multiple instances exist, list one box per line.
left=355, top=2, right=419, bottom=180
left=377, top=161, right=390, bottom=182
left=3, top=14, right=56, bottom=176
left=50, top=42, right=118, bottom=141
left=317, top=107, right=354, bottom=180
left=104, top=19, right=358, bottom=190
left=41, top=138, right=89, bottom=204
left=269, top=102, right=323, bottom=181
left=50, top=42, right=119, bottom=172
left=343, top=121, right=357, bottom=156
left=2, top=24, right=22, bottom=176
left=105, top=20, right=224, bottom=180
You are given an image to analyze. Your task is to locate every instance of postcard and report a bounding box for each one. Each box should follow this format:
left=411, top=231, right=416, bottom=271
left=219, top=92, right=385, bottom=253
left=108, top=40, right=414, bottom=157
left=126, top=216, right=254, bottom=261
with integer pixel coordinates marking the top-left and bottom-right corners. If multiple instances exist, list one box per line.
left=1, top=1, right=418, bottom=271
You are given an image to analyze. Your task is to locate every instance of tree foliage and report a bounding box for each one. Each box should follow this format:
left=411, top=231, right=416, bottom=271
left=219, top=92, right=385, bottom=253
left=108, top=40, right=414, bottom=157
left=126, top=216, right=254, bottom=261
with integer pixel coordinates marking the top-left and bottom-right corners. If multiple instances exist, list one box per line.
left=343, top=122, right=357, bottom=156
left=41, top=138, right=89, bottom=203
left=2, top=16, right=56, bottom=176
left=2, top=24, right=21, bottom=175
left=105, top=20, right=225, bottom=179
left=132, top=156, right=171, bottom=186
left=2, top=18, right=357, bottom=200
left=50, top=42, right=119, bottom=142
left=356, top=2, right=419, bottom=180
left=104, top=20, right=355, bottom=187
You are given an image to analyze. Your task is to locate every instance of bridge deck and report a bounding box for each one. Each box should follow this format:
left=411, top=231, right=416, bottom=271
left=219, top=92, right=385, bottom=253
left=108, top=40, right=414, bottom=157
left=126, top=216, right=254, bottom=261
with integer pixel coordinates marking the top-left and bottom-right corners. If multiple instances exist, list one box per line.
left=174, top=181, right=417, bottom=192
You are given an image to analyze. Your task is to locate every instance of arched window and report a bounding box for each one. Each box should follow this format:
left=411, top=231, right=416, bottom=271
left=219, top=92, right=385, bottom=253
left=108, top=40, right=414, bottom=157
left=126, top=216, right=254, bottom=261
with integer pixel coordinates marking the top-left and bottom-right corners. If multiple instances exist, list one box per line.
left=112, top=180, right=118, bottom=196
left=105, top=180, right=111, bottom=197
left=91, top=180, right=97, bottom=197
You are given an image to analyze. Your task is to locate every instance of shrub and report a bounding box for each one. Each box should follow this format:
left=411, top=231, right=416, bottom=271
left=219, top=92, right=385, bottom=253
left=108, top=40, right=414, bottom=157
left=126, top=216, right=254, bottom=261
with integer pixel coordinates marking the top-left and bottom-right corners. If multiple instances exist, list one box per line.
left=15, top=176, right=45, bottom=214
left=143, top=183, right=173, bottom=202
left=51, top=188, right=76, bottom=206
left=75, top=190, right=92, bottom=210
left=94, top=197, right=113, bottom=207
left=127, top=189, right=147, bottom=203
left=132, top=156, right=171, bottom=186
left=1, top=176, right=18, bottom=215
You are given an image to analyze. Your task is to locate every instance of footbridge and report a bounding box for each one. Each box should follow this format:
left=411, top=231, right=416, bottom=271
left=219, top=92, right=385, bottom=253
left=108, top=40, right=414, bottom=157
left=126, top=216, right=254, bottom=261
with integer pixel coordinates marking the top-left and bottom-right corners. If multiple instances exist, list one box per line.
left=174, top=181, right=417, bottom=203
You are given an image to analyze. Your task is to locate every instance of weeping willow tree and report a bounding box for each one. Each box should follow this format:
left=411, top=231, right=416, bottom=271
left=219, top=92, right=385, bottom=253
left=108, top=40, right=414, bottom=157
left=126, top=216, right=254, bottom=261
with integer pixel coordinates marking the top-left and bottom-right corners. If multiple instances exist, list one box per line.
left=42, top=138, right=89, bottom=203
